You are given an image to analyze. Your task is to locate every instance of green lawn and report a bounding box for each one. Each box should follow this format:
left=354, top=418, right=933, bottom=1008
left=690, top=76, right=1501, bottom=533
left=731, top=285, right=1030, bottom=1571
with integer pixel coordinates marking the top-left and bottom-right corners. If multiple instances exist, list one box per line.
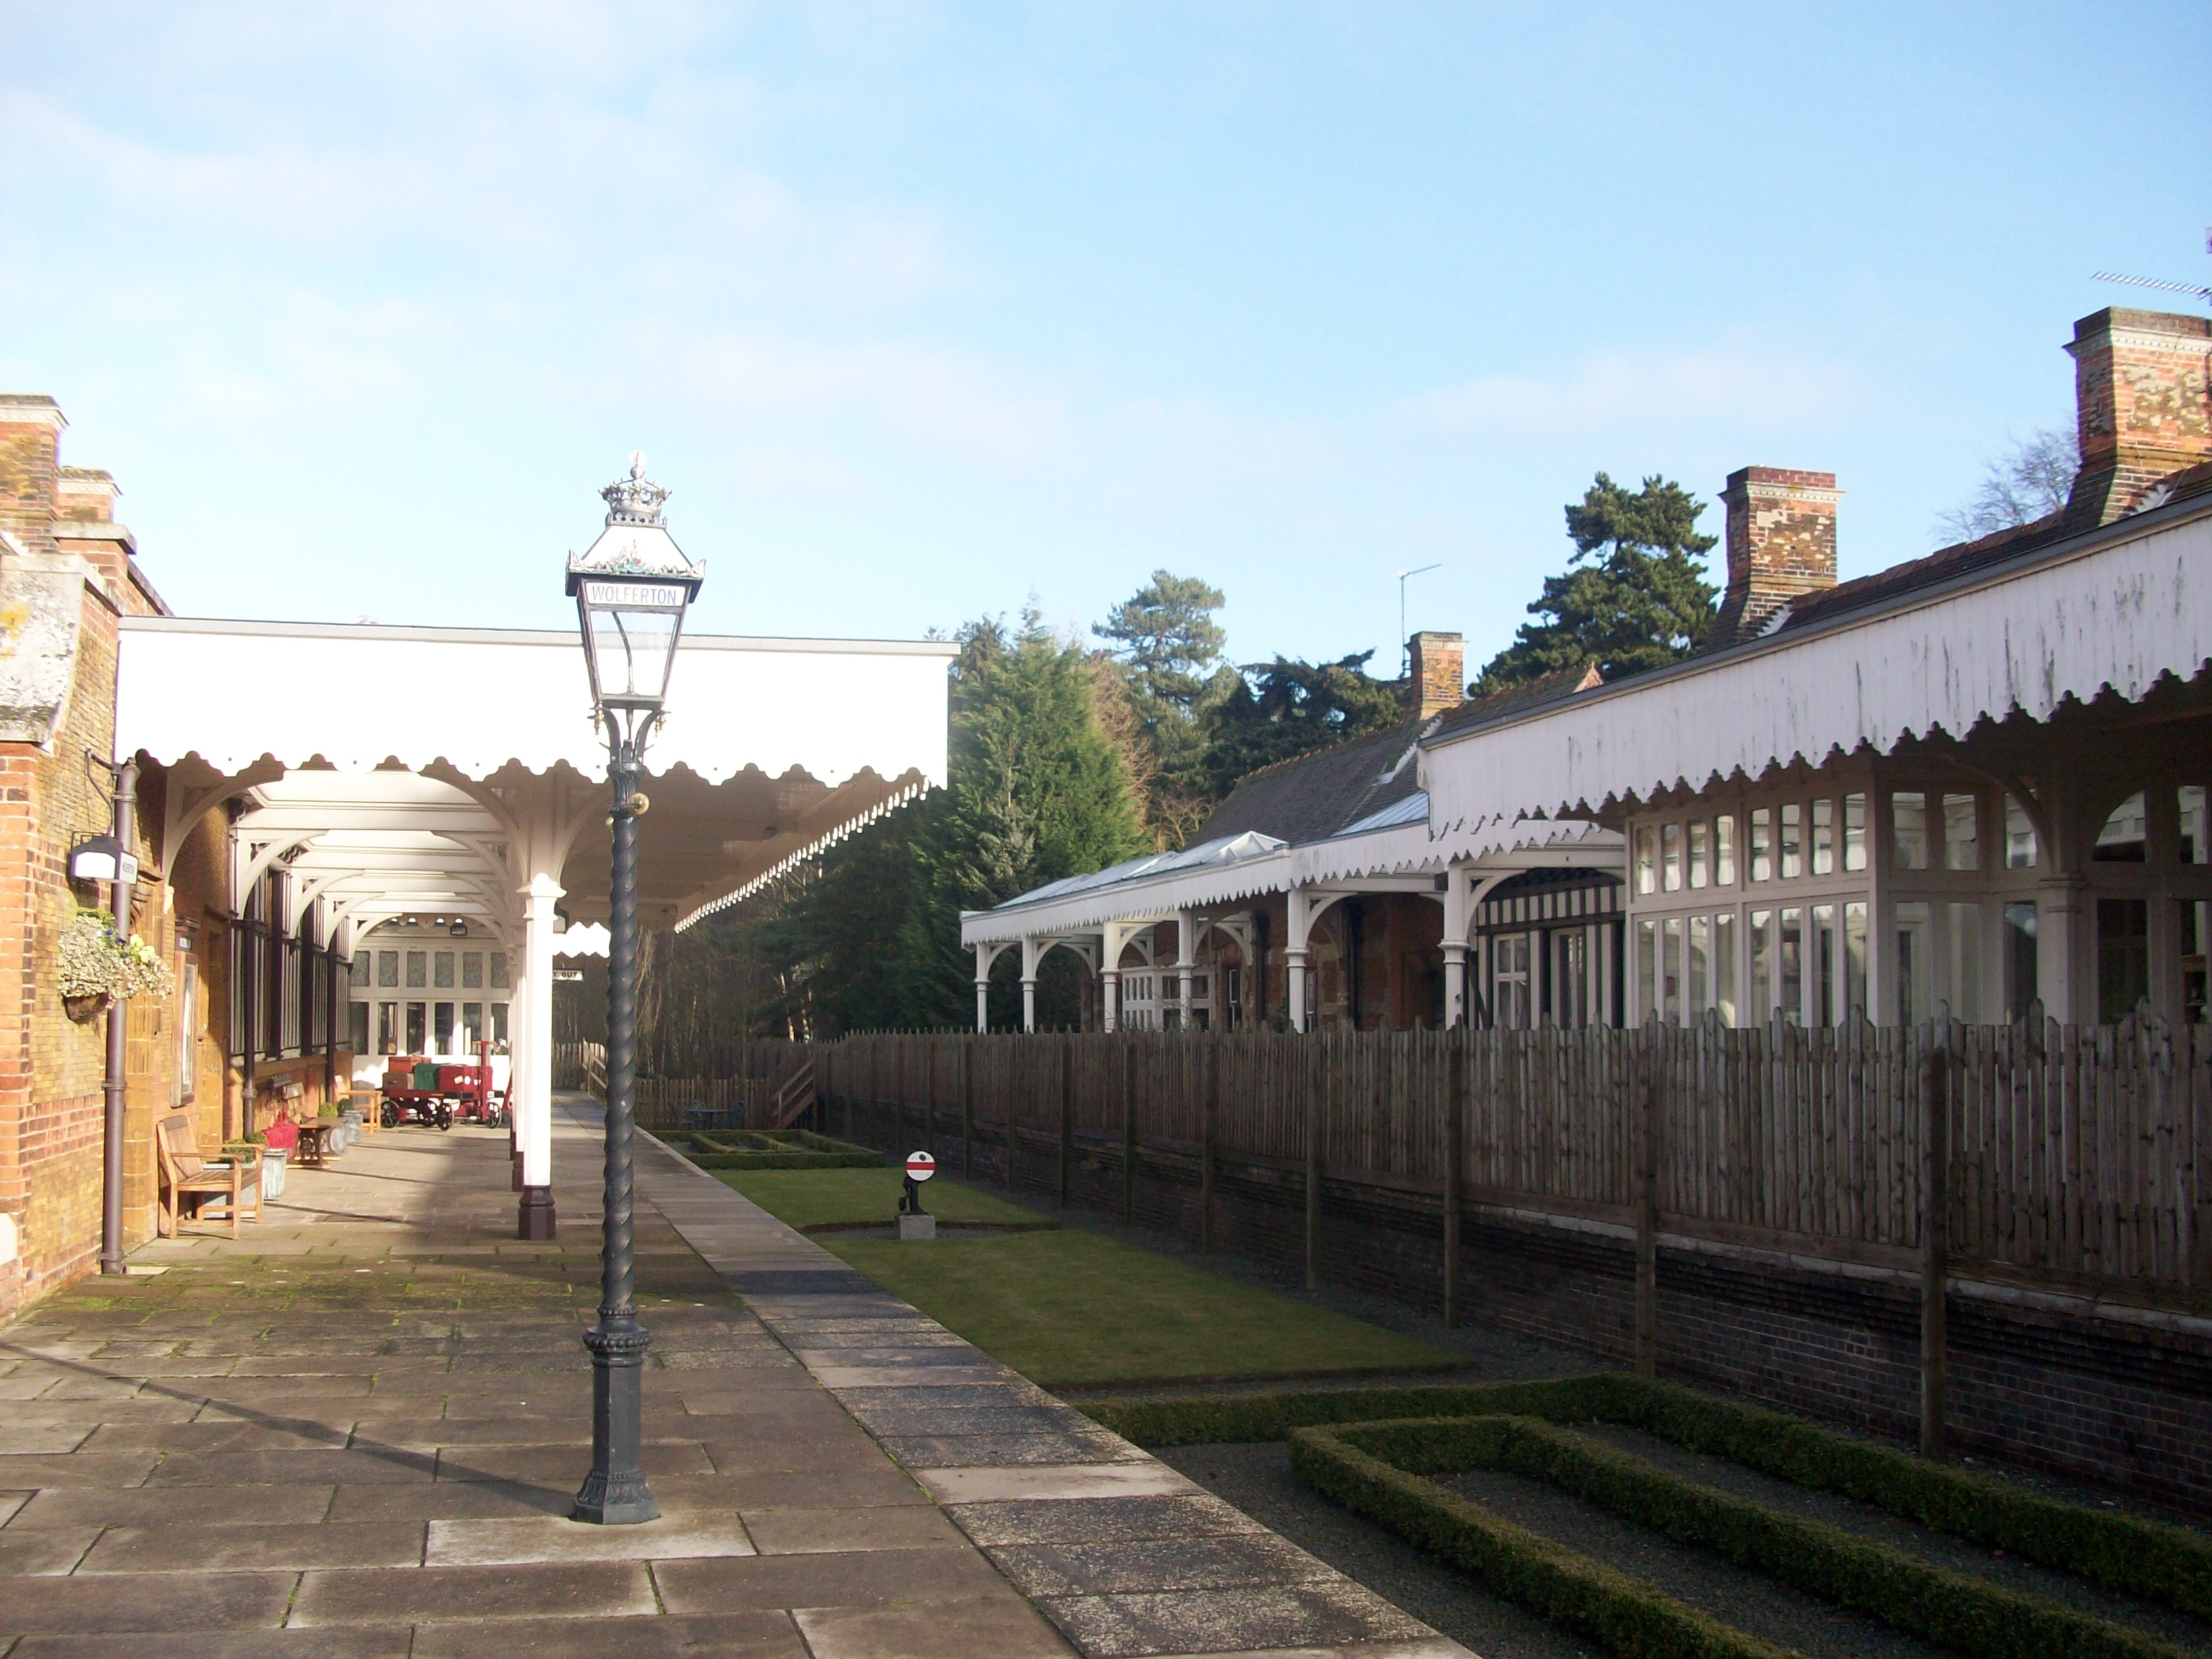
left=823, top=1225, right=1459, bottom=1389
left=716, top=1167, right=1045, bottom=1231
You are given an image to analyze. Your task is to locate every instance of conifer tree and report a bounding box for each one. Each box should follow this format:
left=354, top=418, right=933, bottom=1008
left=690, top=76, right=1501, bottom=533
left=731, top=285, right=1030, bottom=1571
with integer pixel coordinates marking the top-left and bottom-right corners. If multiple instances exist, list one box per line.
left=1472, top=473, right=1719, bottom=693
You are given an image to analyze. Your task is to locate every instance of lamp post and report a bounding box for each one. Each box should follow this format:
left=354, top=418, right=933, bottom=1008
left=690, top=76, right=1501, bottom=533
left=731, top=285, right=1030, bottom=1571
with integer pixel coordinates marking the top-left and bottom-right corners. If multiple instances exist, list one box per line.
left=567, top=453, right=704, bottom=1526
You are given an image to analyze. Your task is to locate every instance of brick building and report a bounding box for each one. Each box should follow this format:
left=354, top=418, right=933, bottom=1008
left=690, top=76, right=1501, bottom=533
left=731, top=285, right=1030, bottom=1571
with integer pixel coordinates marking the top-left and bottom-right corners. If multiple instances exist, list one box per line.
left=964, top=306, right=2212, bottom=1039
left=0, top=396, right=219, bottom=1316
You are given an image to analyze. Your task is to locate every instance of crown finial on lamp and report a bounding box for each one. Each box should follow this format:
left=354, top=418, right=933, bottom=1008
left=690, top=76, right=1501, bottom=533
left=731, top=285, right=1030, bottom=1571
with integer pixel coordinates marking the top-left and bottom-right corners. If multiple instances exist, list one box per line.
left=599, top=453, right=670, bottom=527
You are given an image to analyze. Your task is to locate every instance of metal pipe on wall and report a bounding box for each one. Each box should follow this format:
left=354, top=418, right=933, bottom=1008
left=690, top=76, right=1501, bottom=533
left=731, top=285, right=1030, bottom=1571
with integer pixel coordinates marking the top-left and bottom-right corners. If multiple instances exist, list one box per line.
left=98, top=760, right=138, bottom=1277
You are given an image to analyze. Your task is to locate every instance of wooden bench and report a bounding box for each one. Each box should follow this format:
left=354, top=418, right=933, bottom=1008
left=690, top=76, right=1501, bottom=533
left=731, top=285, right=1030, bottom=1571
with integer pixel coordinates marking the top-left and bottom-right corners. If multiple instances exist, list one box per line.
left=155, top=1112, right=261, bottom=1238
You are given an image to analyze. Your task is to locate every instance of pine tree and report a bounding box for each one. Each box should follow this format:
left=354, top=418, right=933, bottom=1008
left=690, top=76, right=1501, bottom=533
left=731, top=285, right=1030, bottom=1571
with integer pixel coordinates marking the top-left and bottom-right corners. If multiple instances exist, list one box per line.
left=1094, top=571, right=1229, bottom=848
left=1472, top=473, right=1719, bottom=693
left=1202, top=649, right=1407, bottom=796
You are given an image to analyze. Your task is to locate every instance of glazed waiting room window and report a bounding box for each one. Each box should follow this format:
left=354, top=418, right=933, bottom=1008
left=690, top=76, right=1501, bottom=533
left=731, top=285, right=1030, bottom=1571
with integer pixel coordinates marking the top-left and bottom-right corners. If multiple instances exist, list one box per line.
left=1688, top=821, right=1710, bottom=889
left=1494, top=932, right=1531, bottom=1028
left=1809, top=904, right=1836, bottom=1023
left=1947, top=902, right=1981, bottom=1022
left=2095, top=792, right=2148, bottom=863
left=1892, top=792, right=1929, bottom=871
left=1844, top=901, right=1867, bottom=1018
left=2181, top=786, right=2209, bottom=865
left=462, top=952, right=484, bottom=989
left=2005, top=797, right=2038, bottom=869
left=1895, top=901, right=1932, bottom=1024
left=1662, top=823, right=1682, bottom=892
left=490, top=952, right=511, bottom=989
left=1635, top=827, right=1657, bottom=894
left=1780, top=804, right=1803, bottom=880
left=405, top=950, right=428, bottom=989
left=349, top=1001, right=369, bottom=1055
left=1843, top=793, right=1867, bottom=873
left=2004, top=902, right=2039, bottom=1018
left=350, top=952, right=370, bottom=987
left=1714, top=814, right=1737, bottom=885
left=1554, top=930, right=1590, bottom=1028
left=1749, top=910, right=1774, bottom=1020
left=1750, top=808, right=1772, bottom=881
left=405, top=1001, right=427, bottom=1051
left=378, top=950, right=399, bottom=988
left=2182, top=901, right=2209, bottom=1023
left=434, top=950, right=455, bottom=989
left=1811, top=798, right=1834, bottom=876
left=2099, top=898, right=2150, bottom=1021
left=1942, top=794, right=1979, bottom=871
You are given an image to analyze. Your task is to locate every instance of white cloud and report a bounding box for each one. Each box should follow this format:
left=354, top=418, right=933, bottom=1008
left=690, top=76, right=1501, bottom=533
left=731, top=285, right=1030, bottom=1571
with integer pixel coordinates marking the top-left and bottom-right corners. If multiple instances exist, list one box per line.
left=1406, top=339, right=1866, bottom=439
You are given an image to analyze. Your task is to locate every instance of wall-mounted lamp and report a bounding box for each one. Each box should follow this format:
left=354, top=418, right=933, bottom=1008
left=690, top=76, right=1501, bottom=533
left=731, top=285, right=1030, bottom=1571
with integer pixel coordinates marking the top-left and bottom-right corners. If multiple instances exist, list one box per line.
left=68, top=834, right=138, bottom=887
left=449, top=921, right=468, bottom=937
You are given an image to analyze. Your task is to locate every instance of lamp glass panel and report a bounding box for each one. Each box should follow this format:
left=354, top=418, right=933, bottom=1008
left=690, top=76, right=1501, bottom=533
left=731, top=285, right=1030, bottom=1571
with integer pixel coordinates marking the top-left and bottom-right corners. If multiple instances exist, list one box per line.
left=579, top=579, right=688, bottom=709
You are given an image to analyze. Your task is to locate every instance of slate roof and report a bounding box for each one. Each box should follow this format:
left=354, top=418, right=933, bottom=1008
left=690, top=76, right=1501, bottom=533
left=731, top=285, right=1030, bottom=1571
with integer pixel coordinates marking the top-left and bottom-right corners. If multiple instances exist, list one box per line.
left=1193, top=661, right=1606, bottom=849
left=1767, top=459, right=2212, bottom=641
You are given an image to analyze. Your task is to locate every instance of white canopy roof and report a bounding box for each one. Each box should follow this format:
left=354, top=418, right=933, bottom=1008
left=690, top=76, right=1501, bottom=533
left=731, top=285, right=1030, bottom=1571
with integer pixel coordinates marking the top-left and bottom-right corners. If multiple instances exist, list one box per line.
left=118, top=616, right=954, bottom=788
left=1420, top=495, right=2212, bottom=855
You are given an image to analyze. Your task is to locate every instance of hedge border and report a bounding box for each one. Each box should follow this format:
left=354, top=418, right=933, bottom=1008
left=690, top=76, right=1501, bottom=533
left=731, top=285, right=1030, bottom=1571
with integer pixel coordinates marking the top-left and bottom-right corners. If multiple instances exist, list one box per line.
left=1322, top=1414, right=2188, bottom=1659
left=673, top=1128, right=886, bottom=1170
left=1291, top=1424, right=1795, bottom=1659
left=1082, top=1373, right=2212, bottom=1621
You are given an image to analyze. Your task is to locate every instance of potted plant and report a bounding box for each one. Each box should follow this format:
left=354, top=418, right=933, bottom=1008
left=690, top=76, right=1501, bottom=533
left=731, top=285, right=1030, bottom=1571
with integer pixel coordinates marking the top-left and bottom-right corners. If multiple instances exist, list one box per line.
left=260, top=1112, right=297, bottom=1200
left=57, top=910, right=173, bottom=1024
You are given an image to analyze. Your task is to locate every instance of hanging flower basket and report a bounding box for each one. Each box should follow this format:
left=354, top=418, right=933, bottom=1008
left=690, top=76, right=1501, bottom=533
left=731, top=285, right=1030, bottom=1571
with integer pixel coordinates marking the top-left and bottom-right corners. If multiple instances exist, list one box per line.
left=57, top=910, right=173, bottom=1020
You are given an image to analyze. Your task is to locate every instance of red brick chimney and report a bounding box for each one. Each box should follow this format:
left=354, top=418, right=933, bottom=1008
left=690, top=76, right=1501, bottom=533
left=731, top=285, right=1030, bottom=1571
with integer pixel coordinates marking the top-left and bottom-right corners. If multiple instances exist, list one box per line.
left=55, top=467, right=117, bottom=525
left=1710, top=467, right=1839, bottom=645
left=2064, top=308, right=2212, bottom=527
left=0, top=395, right=65, bottom=557
left=1408, top=631, right=1465, bottom=720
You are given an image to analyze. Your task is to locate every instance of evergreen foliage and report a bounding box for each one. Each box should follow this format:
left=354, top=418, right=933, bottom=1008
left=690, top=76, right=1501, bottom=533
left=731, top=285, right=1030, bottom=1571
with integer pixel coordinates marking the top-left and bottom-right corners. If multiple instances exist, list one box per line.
left=1201, top=649, right=1408, bottom=796
left=1474, top=472, right=1719, bottom=693
left=1092, top=571, right=1233, bottom=848
left=740, top=608, right=1144, bottom=1037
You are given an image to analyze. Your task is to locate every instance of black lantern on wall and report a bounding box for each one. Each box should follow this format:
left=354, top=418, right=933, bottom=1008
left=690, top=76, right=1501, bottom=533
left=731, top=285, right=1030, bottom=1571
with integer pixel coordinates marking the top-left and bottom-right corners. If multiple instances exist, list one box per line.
left=566, top=453, right=703, bottom=1527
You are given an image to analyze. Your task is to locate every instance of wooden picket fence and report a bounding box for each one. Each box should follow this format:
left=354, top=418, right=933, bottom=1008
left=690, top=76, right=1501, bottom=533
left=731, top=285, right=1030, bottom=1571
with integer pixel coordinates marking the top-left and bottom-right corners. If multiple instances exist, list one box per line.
left=811, top=1012, right=2212, bottom=1301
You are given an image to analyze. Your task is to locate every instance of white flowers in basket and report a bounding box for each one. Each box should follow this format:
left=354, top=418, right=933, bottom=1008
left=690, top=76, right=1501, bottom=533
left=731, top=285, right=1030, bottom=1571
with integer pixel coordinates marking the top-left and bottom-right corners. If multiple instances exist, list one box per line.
left=59, top=910, right=174, bottom=1018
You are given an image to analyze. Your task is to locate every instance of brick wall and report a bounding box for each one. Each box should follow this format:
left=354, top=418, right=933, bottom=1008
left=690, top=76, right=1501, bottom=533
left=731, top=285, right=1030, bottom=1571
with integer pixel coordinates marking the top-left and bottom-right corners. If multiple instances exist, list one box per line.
left=2066, top=308, right=2212, bottom=525
left=1712, top=466, right=1840, bottom=644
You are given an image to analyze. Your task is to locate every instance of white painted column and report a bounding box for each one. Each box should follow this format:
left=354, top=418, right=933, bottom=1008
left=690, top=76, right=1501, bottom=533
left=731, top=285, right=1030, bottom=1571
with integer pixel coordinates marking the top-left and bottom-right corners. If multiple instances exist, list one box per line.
left=517, top=871, right=562, bottom=1239
left=1441, top=868, right=1469, bottom=1028
left=973, top=943, right=993, bottom=1032
left=1174, top=910, right=1197, bottom=1029
left=1101, top=970, right=1120, bottom=1032
left=1285, top=887, right=1312, bottom=1033
left=1020, top=937, right=1041, bottom=1033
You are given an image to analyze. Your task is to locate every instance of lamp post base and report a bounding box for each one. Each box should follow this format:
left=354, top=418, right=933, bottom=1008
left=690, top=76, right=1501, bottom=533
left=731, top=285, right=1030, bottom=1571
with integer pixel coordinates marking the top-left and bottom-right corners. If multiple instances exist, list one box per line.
left=575, top=1320, right=658, bottom=1524
left=517, top=1186, right=557, bottom=1240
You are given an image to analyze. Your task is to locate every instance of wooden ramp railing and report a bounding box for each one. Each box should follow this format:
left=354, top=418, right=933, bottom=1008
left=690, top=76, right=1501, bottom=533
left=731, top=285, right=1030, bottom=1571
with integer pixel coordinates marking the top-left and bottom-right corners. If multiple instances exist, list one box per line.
left=757, top=1053, right=818, bottom=1130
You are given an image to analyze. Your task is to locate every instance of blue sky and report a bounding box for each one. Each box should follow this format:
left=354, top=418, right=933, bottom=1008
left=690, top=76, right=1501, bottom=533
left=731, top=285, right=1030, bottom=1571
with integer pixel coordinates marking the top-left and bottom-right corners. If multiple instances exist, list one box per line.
left=3, top=3, right=2206, bottom=675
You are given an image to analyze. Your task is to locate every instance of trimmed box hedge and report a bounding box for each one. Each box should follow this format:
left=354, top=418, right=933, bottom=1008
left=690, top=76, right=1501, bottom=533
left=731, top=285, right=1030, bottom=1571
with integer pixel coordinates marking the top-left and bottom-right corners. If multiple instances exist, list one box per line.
left=1310, top=1414, right=2190, bottom=1659
left=673, top=1128, right=885, bottom=1171
left=1083, top=1373, right=2212, bottom=1622
left=1291, top=1424, right=1795, bottom=1659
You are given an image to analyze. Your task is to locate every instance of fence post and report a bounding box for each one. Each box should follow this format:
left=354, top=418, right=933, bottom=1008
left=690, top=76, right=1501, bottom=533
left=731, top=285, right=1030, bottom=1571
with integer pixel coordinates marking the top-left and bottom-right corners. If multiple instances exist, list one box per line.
left=1304, top=1035, right=1321, bottom=1291
left=1058, top=1035, right=1074, bottom=1211
left=961, top=1036, right=975, bottom=1182
left=1201, top=1037, right=1218, bottom=1254
left=1634, top=1024, right=1660, bottom=1378
left=1006, top=1041, right=1019, bottom=1195
left=1921, top=1027, right=1950, bottom=1460
left=1445, top=1028, right=1464, bottom=1328
left=1122, top=1037, right=1138, bottom=1224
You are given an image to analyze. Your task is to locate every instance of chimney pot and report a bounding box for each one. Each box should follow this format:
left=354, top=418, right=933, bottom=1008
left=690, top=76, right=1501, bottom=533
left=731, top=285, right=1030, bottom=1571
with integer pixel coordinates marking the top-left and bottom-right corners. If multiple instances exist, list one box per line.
left=1409, top=631, right=1465, bottom=720
left=1712, top=467, right=1839, bottom=646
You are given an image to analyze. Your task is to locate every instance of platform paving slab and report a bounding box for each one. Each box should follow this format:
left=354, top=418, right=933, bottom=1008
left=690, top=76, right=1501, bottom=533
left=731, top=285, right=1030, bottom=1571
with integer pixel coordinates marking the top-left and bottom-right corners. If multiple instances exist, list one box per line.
left=0, top=1101, right=1468, bottom=1659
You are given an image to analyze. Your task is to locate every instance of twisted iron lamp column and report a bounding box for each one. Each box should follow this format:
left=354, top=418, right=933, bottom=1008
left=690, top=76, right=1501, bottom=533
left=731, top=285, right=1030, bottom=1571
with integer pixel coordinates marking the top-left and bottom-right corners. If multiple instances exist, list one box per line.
left=574, top=718, right=660, bottom=1525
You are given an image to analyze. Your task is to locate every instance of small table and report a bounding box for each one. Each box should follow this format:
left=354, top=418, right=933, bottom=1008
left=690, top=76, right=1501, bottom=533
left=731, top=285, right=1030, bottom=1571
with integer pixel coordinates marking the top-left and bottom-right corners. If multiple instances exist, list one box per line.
left=684, top=1106, right=728, bottom=1132
left=293, top=1122, right=343, bottom=1168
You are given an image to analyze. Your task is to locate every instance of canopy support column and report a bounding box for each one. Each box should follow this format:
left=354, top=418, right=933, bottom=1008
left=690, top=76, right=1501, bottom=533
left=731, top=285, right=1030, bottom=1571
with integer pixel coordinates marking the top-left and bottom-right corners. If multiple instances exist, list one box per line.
left=1174, top=910, right=1197, bottom=1030
left=517, top=871, right=562, bottom=1240
left=1286, top=887, right=1314, bottom=1033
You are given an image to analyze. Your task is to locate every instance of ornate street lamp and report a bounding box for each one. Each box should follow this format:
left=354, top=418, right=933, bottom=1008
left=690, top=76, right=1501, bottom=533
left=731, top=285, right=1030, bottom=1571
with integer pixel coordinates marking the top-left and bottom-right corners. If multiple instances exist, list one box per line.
left=566, top=453, right=703, bottom=1525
